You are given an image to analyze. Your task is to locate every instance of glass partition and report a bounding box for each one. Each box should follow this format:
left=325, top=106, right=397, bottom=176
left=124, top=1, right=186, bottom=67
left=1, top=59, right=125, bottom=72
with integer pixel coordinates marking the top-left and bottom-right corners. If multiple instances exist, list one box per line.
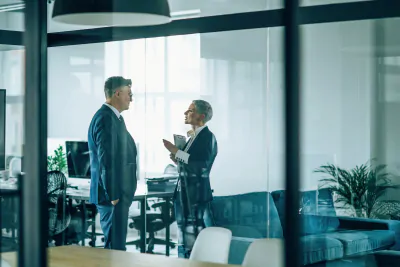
left=3, top=1, right=400, bottom=267
left=0, top=20, right=24, bottom=267
left=299, top=17, right=400, bottom=266
left=47, top=26, right=283, bottom=257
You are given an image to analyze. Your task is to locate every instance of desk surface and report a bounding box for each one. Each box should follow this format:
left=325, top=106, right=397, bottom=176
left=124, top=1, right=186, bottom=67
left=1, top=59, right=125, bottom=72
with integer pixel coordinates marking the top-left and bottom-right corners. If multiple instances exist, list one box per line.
left=66, top=183, right=173, bottom=201
left=0, top=181, right=174, bottom=200
left=1, top=246, right=233, bottom=267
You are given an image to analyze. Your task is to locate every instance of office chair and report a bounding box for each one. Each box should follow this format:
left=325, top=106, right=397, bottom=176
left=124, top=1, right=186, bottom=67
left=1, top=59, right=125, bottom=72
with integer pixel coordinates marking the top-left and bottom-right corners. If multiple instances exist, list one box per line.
left=85, top=202, right=104, bottom=247
left=8, top=157, right=21, bottom=178
left=59, top=199, right=104, bottom=247
left=127, top=199, right=176, bottom=253
left=47, top=171, right=71, bottom=246
left=127, top=164, right=178, bottom=253
left=0, top=194, right=18, bottom=252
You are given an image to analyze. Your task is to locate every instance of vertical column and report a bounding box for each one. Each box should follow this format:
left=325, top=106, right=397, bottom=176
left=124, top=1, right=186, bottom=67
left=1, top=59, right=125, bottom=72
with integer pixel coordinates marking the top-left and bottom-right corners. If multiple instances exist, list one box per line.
left=371, top=20, right=386, bottom=166
left=21, top=1, right=48, bottom=267
left=284, top=1, right=301, bottom=267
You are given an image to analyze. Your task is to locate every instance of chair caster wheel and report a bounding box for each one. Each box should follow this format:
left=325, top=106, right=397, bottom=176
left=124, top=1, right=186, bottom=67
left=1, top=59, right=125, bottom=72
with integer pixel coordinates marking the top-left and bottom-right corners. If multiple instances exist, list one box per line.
left=89, top=241, right=94, bottom=247
left=101, top=237, right=105, bottom=242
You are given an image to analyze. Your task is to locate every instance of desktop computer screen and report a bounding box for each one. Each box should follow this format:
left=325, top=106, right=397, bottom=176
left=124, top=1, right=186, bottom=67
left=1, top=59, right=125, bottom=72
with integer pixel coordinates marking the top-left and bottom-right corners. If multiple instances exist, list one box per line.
left=65, top=141, right=91, bottom=179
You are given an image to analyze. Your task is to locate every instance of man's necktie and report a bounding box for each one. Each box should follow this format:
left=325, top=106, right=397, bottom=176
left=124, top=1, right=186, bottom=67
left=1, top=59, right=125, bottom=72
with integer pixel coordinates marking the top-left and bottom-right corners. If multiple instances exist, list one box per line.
left=119, top=116, right=127, bottom=130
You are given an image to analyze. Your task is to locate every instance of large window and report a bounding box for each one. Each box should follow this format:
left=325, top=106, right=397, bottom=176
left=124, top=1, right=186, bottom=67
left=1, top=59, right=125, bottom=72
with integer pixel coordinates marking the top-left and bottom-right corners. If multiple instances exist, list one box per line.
left=48, top=29, right=279, bottom=195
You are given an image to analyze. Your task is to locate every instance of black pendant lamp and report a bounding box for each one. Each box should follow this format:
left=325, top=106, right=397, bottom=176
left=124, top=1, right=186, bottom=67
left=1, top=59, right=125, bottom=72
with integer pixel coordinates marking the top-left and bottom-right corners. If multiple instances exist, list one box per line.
left=52, top=0, right=171, bottom=27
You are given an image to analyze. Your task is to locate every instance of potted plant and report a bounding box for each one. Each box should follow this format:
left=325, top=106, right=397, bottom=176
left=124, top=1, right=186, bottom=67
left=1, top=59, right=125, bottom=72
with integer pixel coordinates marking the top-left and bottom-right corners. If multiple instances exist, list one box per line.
left=315, top=161, right=400, bottom=219
left=47, top=145, right=67, bottom=175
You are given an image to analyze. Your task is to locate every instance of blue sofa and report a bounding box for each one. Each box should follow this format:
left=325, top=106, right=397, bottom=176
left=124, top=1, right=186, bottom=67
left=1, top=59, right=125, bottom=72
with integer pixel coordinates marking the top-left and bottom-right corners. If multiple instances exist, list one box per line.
left=210, top=189, right=400, bottom=266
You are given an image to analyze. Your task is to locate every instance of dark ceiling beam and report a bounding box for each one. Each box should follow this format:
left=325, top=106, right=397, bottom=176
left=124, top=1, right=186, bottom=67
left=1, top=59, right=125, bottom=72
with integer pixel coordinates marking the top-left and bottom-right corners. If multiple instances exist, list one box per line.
left=1, top=1, right=400, bottom=48
left=47, top=1, right=400, bottom=47
left=0, top=29, right=23, bottom=46
left=299, top=0, right=400, bottom=25
left=48, top=9, right=283, bottom=47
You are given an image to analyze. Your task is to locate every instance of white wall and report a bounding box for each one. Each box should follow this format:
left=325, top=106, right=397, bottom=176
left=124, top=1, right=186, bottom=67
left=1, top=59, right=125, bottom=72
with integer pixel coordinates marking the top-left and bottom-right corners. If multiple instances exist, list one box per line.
left=48, top=43, right=105, bottom=140
left=296, top=21, right=374, bottom=190
left=261, top=21, right=375, bottom=192
left=0, top=10, right=23, bottom=31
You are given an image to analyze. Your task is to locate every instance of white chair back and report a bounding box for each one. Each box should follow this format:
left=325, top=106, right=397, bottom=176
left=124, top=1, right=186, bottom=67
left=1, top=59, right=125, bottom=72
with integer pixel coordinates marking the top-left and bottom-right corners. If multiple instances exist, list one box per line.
left=189, top=227, right=232, bottom=264
left=9, top=157, right=22, bottom=178
left=242, top=239, right=284, bottom=267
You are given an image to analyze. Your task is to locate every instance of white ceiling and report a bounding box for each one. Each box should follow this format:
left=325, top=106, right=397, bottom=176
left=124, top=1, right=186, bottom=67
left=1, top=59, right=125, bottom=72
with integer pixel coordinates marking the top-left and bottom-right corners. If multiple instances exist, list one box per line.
left=0, top=0, right=23, bottom=6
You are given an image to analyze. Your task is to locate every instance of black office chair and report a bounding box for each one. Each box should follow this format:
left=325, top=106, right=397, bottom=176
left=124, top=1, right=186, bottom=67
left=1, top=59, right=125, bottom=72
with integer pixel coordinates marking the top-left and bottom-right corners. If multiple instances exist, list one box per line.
left=126, top=164, right=178, bottom=253
left=127, top=199, right=176, bottom=253
left=58, top=198, right=104, bottom=247
left=0, top=194, right=18, bottom=252
left=47, top=171, right=71, bottom=246
left=85, top=202, right=105, bottom=247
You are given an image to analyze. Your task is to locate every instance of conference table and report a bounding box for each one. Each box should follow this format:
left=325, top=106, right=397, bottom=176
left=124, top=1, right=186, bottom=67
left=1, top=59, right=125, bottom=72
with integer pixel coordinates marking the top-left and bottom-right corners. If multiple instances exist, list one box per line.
left=1, top=246, right=235, bottom=267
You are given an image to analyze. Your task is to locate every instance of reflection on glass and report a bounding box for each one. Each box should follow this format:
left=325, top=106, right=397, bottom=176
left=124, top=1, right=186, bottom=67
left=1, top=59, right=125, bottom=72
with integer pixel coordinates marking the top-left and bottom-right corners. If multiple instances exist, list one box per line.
left=47, top=27, right=283, bottom=261
left=299, top=18, right=400, bottom=266
left=0, top=47, right=23, bottom=256
left=168, top=35, right=200, bottom=93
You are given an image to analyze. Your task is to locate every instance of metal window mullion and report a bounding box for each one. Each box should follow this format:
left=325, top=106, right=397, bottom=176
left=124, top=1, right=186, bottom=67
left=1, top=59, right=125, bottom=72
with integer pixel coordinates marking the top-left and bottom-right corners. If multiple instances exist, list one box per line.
left=284, top=1, right=301, bottom=267
left=21, top=1, right=48, bottom=267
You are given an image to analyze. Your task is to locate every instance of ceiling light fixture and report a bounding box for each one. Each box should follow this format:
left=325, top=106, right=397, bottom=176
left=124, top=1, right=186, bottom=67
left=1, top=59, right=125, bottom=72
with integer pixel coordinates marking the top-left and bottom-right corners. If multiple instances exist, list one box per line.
left=0, top=3, right=24, bottom=12
left=52, top=0, right=171, bottom=27
left=170, top=9, right=201, bottom=20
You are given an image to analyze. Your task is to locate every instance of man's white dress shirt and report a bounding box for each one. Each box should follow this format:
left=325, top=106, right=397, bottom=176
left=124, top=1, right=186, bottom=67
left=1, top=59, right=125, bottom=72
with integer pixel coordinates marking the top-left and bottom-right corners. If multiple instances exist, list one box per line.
left=104, top=103, right=121, bottom=119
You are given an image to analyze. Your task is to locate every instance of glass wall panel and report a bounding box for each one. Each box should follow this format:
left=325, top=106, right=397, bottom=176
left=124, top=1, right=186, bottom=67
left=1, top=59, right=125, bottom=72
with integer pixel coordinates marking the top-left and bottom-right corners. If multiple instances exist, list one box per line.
left=300, top=18, right=400, bottom=266
left=47, top=27, right=283, bottom=261
left=0, top=17, right=23, bottom=267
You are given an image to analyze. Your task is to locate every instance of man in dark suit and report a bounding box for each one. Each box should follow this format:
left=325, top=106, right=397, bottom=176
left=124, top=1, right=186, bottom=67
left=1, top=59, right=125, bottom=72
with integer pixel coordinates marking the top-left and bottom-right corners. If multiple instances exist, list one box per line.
left=163, top=100, right=218, bottom=258
left=88, top=76, right=137, bottom=251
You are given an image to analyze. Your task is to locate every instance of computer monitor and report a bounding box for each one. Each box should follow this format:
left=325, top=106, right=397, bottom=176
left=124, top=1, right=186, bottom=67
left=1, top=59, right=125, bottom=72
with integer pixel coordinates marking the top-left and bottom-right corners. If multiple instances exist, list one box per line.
left=65, top=141, right=91, bottom=179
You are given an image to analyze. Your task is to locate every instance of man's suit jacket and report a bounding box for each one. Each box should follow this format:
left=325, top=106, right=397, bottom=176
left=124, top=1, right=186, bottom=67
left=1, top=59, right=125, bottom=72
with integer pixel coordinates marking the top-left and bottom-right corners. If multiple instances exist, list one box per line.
left=88, top=105, right=137, bottom=205
left=175, top=126, right=218, bottom=205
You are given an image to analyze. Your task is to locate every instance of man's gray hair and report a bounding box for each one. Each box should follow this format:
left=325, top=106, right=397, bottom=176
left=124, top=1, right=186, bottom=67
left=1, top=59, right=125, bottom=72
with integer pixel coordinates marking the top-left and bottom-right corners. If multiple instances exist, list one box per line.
left=193, top=100, right=213, bottom=123
left=104, top=76, right=132, bottom=98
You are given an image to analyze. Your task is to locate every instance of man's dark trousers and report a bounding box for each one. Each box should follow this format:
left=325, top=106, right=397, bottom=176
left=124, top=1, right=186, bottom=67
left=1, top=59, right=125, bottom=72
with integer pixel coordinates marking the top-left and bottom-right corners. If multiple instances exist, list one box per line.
left=96, top=200, right=131, bottom=251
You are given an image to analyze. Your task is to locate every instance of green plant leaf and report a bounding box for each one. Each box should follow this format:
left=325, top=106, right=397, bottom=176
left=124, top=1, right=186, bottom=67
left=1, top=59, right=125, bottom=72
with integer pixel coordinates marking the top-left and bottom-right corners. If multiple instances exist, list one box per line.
left=47, top=145, right=67, bottom=174
left=315, top=160, right=400, bottom=218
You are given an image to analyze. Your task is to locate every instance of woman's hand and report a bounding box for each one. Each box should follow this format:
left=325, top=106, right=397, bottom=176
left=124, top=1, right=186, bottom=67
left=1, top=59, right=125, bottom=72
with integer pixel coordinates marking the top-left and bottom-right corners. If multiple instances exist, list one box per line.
left=170, top=153, right=177, bottom=164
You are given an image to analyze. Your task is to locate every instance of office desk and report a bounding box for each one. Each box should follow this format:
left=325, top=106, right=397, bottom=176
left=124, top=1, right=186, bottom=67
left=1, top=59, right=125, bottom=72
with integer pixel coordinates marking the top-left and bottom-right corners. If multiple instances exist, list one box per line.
left=1, top=181, right=174, bottom=255
left=67, top=185, right=174, bottom=255
left=1, top=246, right=233, bottom=267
